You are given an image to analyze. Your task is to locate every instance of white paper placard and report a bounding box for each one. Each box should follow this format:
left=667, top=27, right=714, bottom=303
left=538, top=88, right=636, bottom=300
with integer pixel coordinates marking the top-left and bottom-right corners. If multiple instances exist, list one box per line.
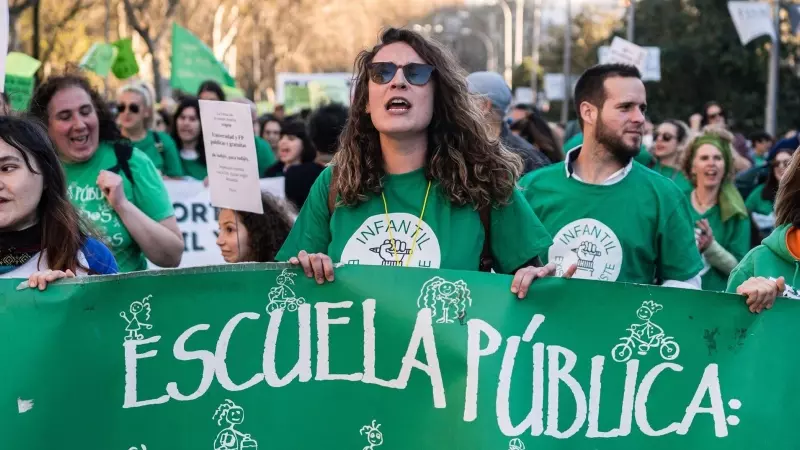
left=0, top=0, right=8, bottom=93
left=598, top=46, right=661, bottom=81
left=727, top=1, right=775, bottom=45
left=199, top=100, right=264, bottom=214
left=606, top=37, right=647, bottom=72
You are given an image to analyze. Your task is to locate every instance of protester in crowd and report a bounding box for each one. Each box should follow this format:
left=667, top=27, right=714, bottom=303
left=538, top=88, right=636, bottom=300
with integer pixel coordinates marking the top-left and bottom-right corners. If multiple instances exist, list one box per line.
left=683, top=128, right=751, bottom=291
left=197, top=80, right=226, bottom=101
left=749, top=131, right=773, bottom=167
left=649, top=119, right=692, bottom=193
left=509, top=112, right=564, bottom=163
left=170, top=97, right=208, bottom=181
left=507, top=103, right=532, bottom=125
left=0, top=92, right=10, bottom=116
left=216, top=192, right=294, bottom=263
left=521, top=63, right=703, bottom=288
left=117, top=83, right=183, bottom=178
left=466, top=71, right=550, bottom=174
left=727, top=149, right=799, bottom=312
left=29, top=73, right=183, bottom=272
left=746, top=146, right=794, bottom=238
left=264, top=119, right=322, bottom=208
left=306, top=102, right=348, bottom=165
left=276, top=28, right=569, bottom=298
left=260, top=114, right=282, bottom=152
left=231, top=97, right=276, bottom=176
left=273, top=104, right=286, bottom=121
left=154, top=108, right=171, bottom=134
left=695, top=101, right=752, bottom=173
left=0, top=116, right=117, bottom=288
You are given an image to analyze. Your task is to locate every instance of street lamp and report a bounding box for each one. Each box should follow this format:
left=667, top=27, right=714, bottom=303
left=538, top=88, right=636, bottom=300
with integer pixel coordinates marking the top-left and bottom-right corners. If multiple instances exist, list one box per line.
left=461, top=28, right=497, bottom=72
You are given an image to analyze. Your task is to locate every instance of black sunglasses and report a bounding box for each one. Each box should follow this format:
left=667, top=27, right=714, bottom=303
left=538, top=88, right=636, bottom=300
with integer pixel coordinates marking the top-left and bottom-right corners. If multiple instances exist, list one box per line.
left=118, top=103, right=140, bottom=114
left=367, top=62, right=435, bottom=86
left=653, top=132, right=674, bottom=142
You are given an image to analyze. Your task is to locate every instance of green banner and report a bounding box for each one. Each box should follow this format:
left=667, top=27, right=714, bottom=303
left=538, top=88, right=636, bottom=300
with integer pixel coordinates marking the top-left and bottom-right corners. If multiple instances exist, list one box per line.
left=4, top=52, right=41, bottom=111
left=1, top=265, right=798, bottom=449
left=283, top=83, right=310, bottom=113
left=111, top=38, right=140, bottom=80
left=80, top=42, right=118, bottom=77
left=170, top=23, right=236, bottom=95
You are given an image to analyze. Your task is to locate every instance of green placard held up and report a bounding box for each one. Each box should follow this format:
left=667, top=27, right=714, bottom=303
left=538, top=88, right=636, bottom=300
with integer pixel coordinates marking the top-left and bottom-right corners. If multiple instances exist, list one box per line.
left=111, top=38, right=140, bottom=80
left=80, top=43, right=118, bottom=77
left=4, top=52, right=42, bottom=111
left=1, top=264, right=799, bottom=449
left=170, top=23, right=236, bottom=95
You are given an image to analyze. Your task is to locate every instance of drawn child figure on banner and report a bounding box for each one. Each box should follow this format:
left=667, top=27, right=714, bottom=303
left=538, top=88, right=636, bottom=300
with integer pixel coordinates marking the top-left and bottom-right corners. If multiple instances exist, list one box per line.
left=359, top=420, right=383, bottom=450
left=266, top=269, right=306, bottom=313
left=508, top=438, right=526, bottom=450
left=120, top=295, right=153, bottom=341
left=417, top=276, right=473, bottom=324
left=612, top=300, right=680, bottom=362
left=213, top=400, right=258, bottom=450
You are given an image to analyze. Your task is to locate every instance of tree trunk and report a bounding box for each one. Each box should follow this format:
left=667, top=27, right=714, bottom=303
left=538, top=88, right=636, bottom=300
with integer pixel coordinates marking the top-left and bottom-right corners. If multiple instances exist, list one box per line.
left=32, top=0, right=40, bottom=86
left=150, top=44, right=162, bottom=102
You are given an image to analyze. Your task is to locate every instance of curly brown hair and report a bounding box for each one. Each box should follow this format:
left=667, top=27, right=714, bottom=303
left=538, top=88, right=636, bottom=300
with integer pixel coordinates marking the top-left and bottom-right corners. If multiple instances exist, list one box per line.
left=235, top=193, right=295, bottom=262
left=332, top=27, right=522, bottom=209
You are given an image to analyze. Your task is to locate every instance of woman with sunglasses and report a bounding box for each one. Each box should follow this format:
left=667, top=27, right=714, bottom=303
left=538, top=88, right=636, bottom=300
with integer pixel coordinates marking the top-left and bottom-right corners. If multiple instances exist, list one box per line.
left=745, top=147, right=795, bottom=238
left=30, top=72, right=184, bottom=272
left=117, top=83, right=183, bottom=178
left=276, top=28, right=566, bottom=298
left=649, top=120, right=692, bottom=193
left=683, top=129, right=751, bottom=291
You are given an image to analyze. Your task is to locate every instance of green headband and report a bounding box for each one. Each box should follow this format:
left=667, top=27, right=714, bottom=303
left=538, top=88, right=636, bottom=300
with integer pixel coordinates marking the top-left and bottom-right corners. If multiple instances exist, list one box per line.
left=688, top=134, right=746, bottom=222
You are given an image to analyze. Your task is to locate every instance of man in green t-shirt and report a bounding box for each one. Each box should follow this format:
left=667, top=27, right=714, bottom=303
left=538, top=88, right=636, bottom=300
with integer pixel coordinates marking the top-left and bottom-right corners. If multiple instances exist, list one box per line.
left=520, top=64, right=703, bottom=287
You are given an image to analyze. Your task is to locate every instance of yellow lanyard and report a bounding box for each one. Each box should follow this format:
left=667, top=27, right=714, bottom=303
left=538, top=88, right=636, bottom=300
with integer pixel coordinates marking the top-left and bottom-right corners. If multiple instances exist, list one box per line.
left=381, top=180, right=432, bottom=267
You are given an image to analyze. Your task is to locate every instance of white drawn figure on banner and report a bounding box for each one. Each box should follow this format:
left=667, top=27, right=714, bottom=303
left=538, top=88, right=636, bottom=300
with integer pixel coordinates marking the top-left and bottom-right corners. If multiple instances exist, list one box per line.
left=612, top=300, right=680, bottom=363
left=213, top=399, right=258, bottom=450
left=128, top=446, right=147, bottom=450
left=359, top=420, right=383, bottom=450
left=549, top=219, right=623, bottom=281
left=508, top=438, right=526, bottom=450
left=340, top=213, right=442, bottom=268
left=370, top=238, right=411, bottom=266
left=120, top=295, right=153, bottom=341
left=266, top=269, right=306, bottom=313
left=417, top=276, right=473, bottom=324
left=770, top=277, right=800, bottom=299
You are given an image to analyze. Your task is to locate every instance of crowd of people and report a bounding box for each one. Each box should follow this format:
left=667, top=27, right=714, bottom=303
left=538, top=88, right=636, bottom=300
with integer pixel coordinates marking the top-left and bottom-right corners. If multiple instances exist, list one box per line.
left=0, top=27, right=797, bottom=311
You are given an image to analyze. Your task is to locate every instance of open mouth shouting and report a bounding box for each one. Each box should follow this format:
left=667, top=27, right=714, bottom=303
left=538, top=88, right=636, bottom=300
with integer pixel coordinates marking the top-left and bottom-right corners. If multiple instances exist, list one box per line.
left=385, top=97, right=412, bottom=114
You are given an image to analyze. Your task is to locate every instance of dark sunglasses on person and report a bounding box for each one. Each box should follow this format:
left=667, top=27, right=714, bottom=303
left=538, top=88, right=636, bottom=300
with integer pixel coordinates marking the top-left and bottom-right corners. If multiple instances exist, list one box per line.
left=118, top=103, right=141, bottom=114
left=367, top=62, right=435, bottom=86
left=653, top=132, right=674, bottom=142
left=774, top=159, right=791, bottom=169
left=707, top=111, right=724, bottom=121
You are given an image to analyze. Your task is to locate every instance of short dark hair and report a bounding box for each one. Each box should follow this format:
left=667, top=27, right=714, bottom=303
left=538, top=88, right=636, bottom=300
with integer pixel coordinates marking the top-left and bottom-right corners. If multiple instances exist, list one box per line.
left=197, top=80, right=226, bottom=101
left=281, top=119, right=316, bottom=163
left=307, top=103, right=348, bottom=155
left=573, top=63, right=641, bottom=130
left=749, top=131, right=773, bottom=144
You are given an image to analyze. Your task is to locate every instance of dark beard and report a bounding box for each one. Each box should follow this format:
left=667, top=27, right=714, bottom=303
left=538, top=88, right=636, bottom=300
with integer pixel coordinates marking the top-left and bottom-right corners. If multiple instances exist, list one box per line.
left=595, top=117, right=641, bottom=166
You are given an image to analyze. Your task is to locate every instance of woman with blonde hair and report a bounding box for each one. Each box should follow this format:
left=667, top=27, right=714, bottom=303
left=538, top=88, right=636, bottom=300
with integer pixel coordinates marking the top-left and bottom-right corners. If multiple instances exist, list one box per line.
left=683, top=128, right=751, bottom=291
left=276, top=28, right=570, bottom=298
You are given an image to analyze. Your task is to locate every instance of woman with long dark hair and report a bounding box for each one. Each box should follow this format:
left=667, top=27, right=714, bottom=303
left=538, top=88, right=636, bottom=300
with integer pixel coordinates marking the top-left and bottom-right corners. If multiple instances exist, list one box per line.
left=30, top=72, right=183, bottom=272
left=216, top=192, right=294, bottom=263
left=0, top=116, right=117, bottom=287
left=276, top=28, right=568, bottom=298
left=509, top=110, right=564, bottom=163
left=171, top=97, right=207, bottom=181
left=728, top=149, right=800, bottom=312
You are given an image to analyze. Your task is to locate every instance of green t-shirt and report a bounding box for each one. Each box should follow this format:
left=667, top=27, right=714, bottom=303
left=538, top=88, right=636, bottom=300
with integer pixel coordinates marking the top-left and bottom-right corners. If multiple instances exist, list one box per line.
left=519, top=158, right=703, bottom=284
left=651, top=164, right=693, bottom=194
left=689, top=203, right=752, bottom=292
left=753, top=154, right=766, bottom=167
left=180, top=149, right=208, bottom=181
left=255, top=136, right=276, bottom=177
left=130, top=131, right=184, bottom=177
left=744, top=184, right=774, bottom=216
left=276, top=166, right=553, bottom=274
left=62, top=142, right=175, bottom=273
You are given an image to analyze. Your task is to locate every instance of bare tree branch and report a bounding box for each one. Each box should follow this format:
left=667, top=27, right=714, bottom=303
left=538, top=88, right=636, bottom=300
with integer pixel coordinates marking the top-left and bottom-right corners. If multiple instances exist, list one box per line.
left=40, top=0, right=93, bottom=65
left=9, top=0, right=38, bottom=16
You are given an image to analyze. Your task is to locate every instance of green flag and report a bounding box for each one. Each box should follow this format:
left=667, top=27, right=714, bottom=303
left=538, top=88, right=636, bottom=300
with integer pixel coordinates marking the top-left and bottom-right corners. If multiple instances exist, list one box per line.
left=111, top=38, right=139, bottom=80
left=1, top=264, right=798, bottom=448
left=170, top=23, right=235, bottom=95
left=4, top=52, right=41, bottom=111
left=79, top=43, right=118, bottom=77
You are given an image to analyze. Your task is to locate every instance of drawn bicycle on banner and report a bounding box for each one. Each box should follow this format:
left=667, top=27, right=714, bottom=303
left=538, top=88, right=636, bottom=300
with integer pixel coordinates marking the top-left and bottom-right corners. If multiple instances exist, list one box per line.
left=611, top=300, right=680, bottom=363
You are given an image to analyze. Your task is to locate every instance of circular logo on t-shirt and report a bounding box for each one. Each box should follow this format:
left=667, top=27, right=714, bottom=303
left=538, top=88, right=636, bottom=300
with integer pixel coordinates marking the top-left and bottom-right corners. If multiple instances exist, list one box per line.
left=340, top=213, right=441, bottom=268
left=549, top=218, right=623, bottom=281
